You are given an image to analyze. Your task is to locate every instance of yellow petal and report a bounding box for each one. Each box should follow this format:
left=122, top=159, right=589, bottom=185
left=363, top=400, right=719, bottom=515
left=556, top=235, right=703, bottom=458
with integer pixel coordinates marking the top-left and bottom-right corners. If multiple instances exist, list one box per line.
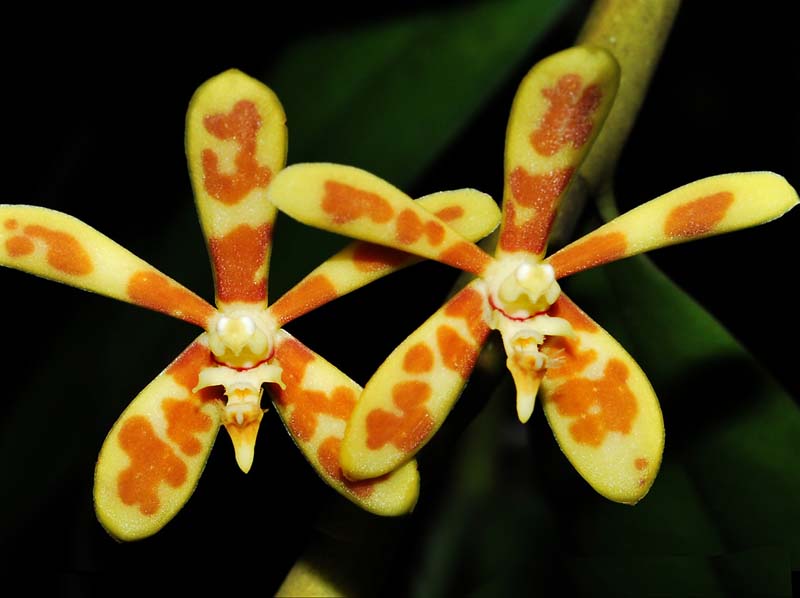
left=186, top=69, right=287, bottom=310
left=268, top=330, right=419, bottom=516
left=498, top=45, right=618, bottom=259
left=547, top=172, right=799, bottom=279
left=268, top=163, right=495, bottom=276
left=540, top=295, right=664, bottom=504
left=268, top=188, right=500, bottom=325
left=341, top=280, right=491, bottom=480
left=0, top=205, right=216, bottom=327
left=94, top=336, right=223, bottom=540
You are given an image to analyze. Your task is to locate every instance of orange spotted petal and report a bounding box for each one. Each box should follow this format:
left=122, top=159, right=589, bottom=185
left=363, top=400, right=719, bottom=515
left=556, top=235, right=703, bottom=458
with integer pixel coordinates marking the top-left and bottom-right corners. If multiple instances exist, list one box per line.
left=547, top=172, right=798, bottom=279
left=269, top=330, right=420, bottom=515
left=268, top=188, right=500, bottom=326
left=341, top=280, right=491, bottom=480
left=268, top=163, right=496, bottom=276
left=0, top=205, right=216, bottom=328
left=186, top=69, right=287, bottom=311
left=540, top=294, right=664, bottom=504
left=498, top=45, right=618, bottom=259
left=94, top=336, right=224, bottom=540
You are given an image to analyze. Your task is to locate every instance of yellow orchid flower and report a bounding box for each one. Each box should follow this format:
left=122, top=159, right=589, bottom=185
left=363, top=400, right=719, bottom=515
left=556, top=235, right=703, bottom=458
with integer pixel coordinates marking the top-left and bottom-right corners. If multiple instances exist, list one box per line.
left=267, top=46, right=798, bottom=505
left=0, top=69, right=501, bottom=540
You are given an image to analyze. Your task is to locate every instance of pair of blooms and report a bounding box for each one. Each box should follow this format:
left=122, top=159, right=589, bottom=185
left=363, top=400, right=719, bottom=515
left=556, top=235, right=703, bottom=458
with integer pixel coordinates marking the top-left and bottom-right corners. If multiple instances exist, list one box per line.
left=1, top=46, right=795, bottom=541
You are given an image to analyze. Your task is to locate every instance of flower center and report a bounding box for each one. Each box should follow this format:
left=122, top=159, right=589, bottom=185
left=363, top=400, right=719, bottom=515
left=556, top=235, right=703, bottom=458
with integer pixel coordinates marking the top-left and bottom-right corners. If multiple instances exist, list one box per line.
left=200, top=308, right=284, bottom=473
left=484, top=256, right=573, bottom=370
left=207, top=309, right=277, bottom=368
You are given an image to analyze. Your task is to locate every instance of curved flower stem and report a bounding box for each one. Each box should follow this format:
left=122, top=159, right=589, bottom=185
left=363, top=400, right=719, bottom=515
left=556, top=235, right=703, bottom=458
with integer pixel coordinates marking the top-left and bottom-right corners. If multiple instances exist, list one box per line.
left=577, top=0, right=682, bottom=197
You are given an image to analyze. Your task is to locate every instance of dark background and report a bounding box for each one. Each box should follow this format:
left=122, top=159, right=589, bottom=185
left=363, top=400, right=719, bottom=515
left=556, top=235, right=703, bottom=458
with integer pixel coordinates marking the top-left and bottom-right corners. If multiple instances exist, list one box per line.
left=1, top=2, right=797, bottom=596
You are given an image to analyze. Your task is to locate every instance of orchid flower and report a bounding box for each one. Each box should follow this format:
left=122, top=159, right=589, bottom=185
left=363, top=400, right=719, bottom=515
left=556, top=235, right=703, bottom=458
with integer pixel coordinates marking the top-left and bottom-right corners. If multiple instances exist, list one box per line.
left=267, top=46, right=798, bottom=505
left=0, top=70, right=501, bottom=540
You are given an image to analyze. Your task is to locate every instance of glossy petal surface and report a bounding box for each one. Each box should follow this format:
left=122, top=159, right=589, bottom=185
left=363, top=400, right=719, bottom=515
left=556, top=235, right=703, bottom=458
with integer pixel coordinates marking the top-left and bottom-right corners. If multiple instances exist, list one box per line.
left=94, top=336, right=223, bottom=540
left=0, top=206, right=216, bottom=327
left=342, top=280, right=491, bottom=480
left=186, top=69, right=287, bottom=310
left=268, top=189, right=500, bottom=325
left=269, top=330, right=419, bottom=514
left=540, top=295, right=664, bottom=504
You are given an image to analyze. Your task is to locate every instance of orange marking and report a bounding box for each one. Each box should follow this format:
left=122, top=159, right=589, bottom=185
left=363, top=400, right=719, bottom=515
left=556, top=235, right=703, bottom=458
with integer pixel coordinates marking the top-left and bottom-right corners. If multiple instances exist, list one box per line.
left=444, top=286, right=489, bottom=341
left=270, top=274, right=338, bottom=326
left=635, top=457, right=648, bottom=471
left=6, top=235, right=34, bottom=256
left=547, top=295, right=598, bottom=333
left=166, top=342, right=219, bottom=400
left=439, top=241, right=493, bottom=275
left=434, top=205, right=464, bottom=222
left=163, top=398, right=213, bottom=456
left=7, top=225, right=93, bottom=275
left=272, top=338, right=357, bottom=441
left=317, top=436, right=376, bottom=498
left=403, top=343, right=434, bottom=373
left=531, top=74, right=602, bottom=156
left=117, top=416, right=187, bottom=516
left=4, top=219, right=18, bottom=230
left=664, top=191, right=734, bottom=238
left=352, top=242, right=410, bottom=273
left=202, top=100, right=272, bottom=205
left=322, top=181, right=393, bottom=225
left=548, top=231, right=628, bottom=279
left=127, top=271, right=215, bottom=328
left=543, top=336, right=597, bottom=378
left=549, top=358, right=637, bottom=446
left=208, top=223, right=272, bottom=304
left=395, top=209, right=446, bottom=246
left=500, top=166, right=574, bottom=254
left=366, top=381, right=434, bottom=452
left=437, top=325, right=478, bottom=378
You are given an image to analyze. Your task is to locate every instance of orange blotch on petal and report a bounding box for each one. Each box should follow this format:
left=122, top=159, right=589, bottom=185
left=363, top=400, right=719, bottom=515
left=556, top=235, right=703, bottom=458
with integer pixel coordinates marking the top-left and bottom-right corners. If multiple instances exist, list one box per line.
left=549, top=358, right=637, bottom=446
left=270, top=274, right=338, bottom=325
left=444, top=286, right=489, bottom=341
left=318, top=436, right=377, bottom=498
left=396, top=209, right=424, bottom=244
left=273, top=340, right=357, bottom=441
left=635, top=457, right=648, bottom=471
left=439, top=241, right=493, bottom=275
left=352, top=242, right=411, bottom=273
left=548, top=231, right=628, bottom=279
left=127, top=271, right=215, bottom=328
left=434, top=205, right=464, bottom=222
left=163, top=398, right=213, bottom=456
left=531, top=74, right=602, bottom=156
left=117, top=416, right=187, bottom=516
left=5, top=235, right=34, bottom=256
left=322, top=181, right=394, bottom=225
left=208, top=224, right=272, bottom=304
left=664, top=191, right=734, bottom=238
left=543, top=336, right=598, bottom=378
left=547, top=295, right=598, bottom=333
left=366, top=381, right=434, bottom=453
left=202, top=100, right=272, bottom=205
left=4, top=218, right=18, bottom=230
left=437, top=325, right=479, bottom=378
left=403, top=343, right=435, bottom=373
left=500, top=166, right=574, bottom=254
left=11, top=225, right=93, bottom=275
